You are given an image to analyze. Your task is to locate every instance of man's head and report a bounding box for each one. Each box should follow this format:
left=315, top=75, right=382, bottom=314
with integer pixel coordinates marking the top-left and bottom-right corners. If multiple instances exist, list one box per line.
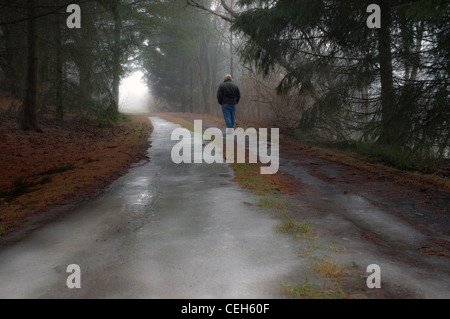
left=225, top=74, right=232, bottom=81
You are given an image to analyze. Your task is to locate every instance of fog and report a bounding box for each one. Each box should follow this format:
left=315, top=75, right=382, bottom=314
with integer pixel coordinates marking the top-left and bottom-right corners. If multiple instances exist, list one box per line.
left=119, top=71, right=152, bottom=113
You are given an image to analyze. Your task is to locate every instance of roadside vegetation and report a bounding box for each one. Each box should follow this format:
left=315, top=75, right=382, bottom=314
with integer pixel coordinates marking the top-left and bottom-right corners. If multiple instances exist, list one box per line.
left=0, top=95, right=153, bottom=236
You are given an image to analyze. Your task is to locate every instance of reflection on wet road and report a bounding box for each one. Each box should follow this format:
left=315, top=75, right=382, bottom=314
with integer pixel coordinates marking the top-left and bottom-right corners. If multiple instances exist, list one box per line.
left=0, top=117, right=305, bottom=298
left=0, top=117, right=449, bottom=299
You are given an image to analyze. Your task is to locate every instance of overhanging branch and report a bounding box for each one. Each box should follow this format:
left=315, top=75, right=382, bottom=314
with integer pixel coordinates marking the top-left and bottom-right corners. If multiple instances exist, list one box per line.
left=186, top=0, right=235, bottom=23
left=220, top=0, right=238, bottom=19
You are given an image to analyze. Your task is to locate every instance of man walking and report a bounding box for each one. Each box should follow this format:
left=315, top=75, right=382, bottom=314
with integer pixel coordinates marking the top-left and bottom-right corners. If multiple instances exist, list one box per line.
left=217, top=74, right=241, bottom=131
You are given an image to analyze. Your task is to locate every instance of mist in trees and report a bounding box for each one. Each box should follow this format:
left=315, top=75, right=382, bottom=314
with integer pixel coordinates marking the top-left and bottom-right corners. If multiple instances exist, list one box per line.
left=188, top=0, right=449, bottom=170
left=0, top=0, right=238, bottom=124
left=140, top=1, right=236, bottom=115
left=0, top=0, right=448, bottom=170
left=233, top=1, right=448, bottom=158
left=0, top=0, right=161, bottom=128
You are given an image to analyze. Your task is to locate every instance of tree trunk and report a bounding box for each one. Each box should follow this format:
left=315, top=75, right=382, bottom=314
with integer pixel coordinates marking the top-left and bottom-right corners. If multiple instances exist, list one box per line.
left=111, top=0, right=122, bottom=118
left=204, top=36, right=211, bottom=113
left=22, top=0, right=40, bottom=132
left=55, top=12, right=64, bottom=124
left=189, top=64, right=194, bottom=113
left=181, top=59, right=187, bottom=112
left=377, top=1, right=395, bottom=145
left=230, top=31, right=234, bottom=78
left=410, top=21, right=425, bottom=82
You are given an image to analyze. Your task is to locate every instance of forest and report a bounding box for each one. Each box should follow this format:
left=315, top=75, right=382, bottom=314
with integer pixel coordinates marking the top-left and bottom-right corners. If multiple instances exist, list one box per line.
left=0, top=0, right=448, bottom=172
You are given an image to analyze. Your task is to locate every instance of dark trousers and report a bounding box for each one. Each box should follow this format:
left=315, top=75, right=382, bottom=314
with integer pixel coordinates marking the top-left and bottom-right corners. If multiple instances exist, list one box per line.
left=222, top=104, right=236, bottom=129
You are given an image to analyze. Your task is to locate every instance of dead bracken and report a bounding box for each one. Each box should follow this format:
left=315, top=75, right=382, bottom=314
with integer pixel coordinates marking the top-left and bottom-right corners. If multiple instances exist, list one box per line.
left=0, top=95, right=153, bottom=236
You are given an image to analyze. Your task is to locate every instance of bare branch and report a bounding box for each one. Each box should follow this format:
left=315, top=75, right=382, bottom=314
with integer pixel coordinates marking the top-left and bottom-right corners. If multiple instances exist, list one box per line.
left=220, top=0, right=237, bottom=18
left=186, top=0, right=234, bottom=23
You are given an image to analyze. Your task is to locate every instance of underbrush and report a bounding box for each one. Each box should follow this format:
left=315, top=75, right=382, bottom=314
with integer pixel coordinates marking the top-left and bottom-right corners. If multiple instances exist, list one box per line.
left=0, top=113, right=153, bottom=237
left=355, top=142, right=445, bottom=174
left=293, top=136, right=446, bottom=177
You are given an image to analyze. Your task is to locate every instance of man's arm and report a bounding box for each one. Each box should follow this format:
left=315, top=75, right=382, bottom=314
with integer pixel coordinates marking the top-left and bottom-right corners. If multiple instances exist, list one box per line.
left=217, top=85, right=223, bottom=105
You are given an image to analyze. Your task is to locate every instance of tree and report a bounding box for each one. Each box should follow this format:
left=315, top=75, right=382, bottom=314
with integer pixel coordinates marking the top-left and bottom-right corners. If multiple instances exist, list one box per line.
left=186, top=0, right=449, bottom=167
left=21, top=0, right=40, bottom=131
left=142, top=1, right=227, bottom=114
left=0, top=0, right=157, bottom=128
left=230, top=0, right=449, bottom=165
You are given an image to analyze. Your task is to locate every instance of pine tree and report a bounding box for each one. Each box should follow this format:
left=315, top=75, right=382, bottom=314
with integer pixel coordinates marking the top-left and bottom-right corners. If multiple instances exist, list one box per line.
left=230, top=0, right=449, bottom=165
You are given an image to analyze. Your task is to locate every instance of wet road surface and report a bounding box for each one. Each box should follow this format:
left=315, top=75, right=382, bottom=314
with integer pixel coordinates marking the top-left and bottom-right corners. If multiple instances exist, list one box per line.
left=0, top=116, right=449, bottom=299
left=0, top=117, right=306, bottom=298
